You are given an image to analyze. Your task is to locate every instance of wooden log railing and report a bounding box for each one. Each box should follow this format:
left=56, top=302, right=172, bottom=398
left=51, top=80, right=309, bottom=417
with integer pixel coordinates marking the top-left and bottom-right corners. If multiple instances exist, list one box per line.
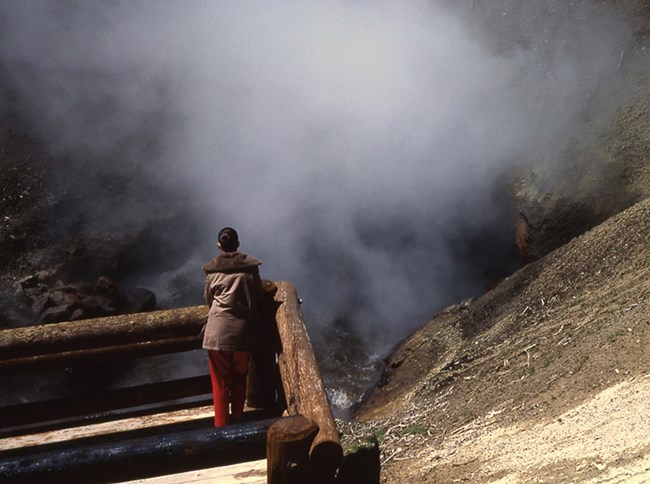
left=0, top=375, right=212, bottom=433
left=0, top=418, right=282, bottom=483
left=0, top=306, right=207, bottom=374
left=0, top=281, right=342, bottom=482
left=273, top=281, right=343, bottom=481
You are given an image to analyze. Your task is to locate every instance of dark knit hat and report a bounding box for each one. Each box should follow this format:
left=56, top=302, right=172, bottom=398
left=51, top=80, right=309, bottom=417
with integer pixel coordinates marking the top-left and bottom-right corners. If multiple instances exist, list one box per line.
left=218, top=227, right=239, bottom=252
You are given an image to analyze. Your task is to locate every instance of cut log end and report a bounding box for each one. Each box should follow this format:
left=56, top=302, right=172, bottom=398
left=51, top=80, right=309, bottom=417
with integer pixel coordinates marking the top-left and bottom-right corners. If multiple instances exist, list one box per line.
left=267, top=416, right=319, bottom=484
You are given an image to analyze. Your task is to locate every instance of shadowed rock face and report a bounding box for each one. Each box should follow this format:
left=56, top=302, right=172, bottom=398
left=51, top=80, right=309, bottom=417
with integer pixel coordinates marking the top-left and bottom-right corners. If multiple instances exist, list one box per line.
left=0, top=171, right=193, bottom=327
left=514, top=94, right=650, bottom=264
left=17, top=271, right=156, bottom=325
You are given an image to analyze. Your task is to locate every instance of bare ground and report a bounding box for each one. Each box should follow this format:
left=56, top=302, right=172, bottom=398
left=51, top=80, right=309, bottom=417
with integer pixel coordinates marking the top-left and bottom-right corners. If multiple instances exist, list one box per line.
left=348, top=197, right=650, bottom=482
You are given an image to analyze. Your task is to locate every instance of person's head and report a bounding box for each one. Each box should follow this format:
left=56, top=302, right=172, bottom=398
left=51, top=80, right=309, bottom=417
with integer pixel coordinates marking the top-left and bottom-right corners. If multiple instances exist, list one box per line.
left=217, top=227, right=239, bottom=252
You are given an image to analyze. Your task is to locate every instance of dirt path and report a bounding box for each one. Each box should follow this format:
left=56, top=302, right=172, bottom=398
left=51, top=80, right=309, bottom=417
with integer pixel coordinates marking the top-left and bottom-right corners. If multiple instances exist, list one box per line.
left=418, top=375, right=650, bottom=482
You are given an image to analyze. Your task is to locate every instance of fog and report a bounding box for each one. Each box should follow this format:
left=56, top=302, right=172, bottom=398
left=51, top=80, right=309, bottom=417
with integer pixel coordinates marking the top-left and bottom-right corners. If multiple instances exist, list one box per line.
left=0, top=1, right=632, bottom=353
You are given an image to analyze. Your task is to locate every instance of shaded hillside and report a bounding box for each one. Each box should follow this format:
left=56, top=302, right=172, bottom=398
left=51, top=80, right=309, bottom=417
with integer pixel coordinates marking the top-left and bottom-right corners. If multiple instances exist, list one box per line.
left=0, top=109, right=202, bottom=327
left=510, top=0, right=650, bottom=263
left=351, top=197, right=650, bottom=482
left=515, top=95, right=650, bottom=263
left=348, top=12, right=650, bottom=480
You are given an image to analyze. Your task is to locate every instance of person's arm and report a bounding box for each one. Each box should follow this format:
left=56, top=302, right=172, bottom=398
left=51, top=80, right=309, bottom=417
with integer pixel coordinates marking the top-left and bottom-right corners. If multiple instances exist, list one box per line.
left=204, top=274, right=214, bottom=307
left=252, top=268, right=265, bottom=303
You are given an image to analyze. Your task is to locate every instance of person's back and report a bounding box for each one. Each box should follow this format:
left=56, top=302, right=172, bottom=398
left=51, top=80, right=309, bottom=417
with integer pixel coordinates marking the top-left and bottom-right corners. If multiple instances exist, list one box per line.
left=202, top=227, right=263, bottom=427
left=203, top=250, right=262, bottom=352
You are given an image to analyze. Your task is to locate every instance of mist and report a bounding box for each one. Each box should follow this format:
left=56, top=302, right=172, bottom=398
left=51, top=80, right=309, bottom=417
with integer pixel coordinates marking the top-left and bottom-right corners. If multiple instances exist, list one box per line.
left=0, top=1, right=632, bottom=353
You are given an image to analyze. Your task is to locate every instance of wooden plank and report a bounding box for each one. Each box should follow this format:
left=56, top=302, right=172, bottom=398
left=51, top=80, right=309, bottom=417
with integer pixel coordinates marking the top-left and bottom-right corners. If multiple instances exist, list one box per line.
left=120, top=459, right=267, bottom=483
left=273, top=282, right=342, bottom=481
left=0, top=406, right=214, bottom=451
left=0, top=396, right=215, bottom=440
left=0, top=279, right=280, bottom=370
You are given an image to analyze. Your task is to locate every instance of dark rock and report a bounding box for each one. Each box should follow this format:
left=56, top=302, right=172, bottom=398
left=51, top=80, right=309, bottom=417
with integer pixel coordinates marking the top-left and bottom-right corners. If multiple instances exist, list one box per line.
left=31, top=293, right=54, bottom=315
left=14, top=266, right=156, bottom=323
left=40, top=305, right=72, bottom=324
left=338, top=437, right=380, bottom=484
left=22, top=284, right=47, bottom=298
left=126, top=287, right=156, bottom=313
left=82, top=295, right=117, bottom=311
left=35, top=267, right=58, bottom=285
left=69, top=295, right=118, bottom=320
left=15, top=282, right=47, bottom=307
left=95, top=276, right=124, bottom=301
left=60, top=281, right=94, bottom=294
left=69, top=308, right=85, bottom=320
left=18, top=275, right=39, bottom=290
left=70, top=306, right=111, bottom=320
left=48, top=290, right=81, bottom=307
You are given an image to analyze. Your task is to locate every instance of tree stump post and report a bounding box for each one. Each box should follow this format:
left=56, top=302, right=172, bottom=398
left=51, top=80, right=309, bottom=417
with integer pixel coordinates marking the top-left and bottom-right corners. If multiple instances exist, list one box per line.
left=267, top=416, right=319, bottom=484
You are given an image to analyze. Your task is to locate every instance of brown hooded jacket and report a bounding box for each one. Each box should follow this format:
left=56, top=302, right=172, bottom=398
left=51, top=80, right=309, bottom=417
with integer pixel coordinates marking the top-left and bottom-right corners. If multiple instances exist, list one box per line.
left=202, top=251, right=263, bottom=352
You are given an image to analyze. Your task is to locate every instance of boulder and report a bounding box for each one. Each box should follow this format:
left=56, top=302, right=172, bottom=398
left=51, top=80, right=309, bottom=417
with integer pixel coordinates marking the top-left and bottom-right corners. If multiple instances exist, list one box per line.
left=126, top=287, right=156, bottom=313
left=16, top=270, right=156, bottom=324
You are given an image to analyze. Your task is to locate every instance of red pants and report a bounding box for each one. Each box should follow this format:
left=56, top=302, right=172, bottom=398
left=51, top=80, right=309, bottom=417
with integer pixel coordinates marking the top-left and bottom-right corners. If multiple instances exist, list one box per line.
left=207, top=350, right=250, bottom=427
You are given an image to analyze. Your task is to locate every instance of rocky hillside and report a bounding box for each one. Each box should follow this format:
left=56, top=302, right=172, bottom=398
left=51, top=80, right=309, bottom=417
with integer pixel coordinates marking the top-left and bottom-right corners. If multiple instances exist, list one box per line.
left=0, top=110, right=197, bottom=327
left=350, top=196, right=649, bottom=482
left=347, top=5, right=650, bottom=481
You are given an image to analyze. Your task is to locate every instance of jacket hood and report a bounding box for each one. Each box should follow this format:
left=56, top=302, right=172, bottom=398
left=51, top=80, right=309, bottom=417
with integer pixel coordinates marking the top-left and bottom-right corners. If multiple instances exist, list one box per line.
left=202, top=251, right=262, bottom=273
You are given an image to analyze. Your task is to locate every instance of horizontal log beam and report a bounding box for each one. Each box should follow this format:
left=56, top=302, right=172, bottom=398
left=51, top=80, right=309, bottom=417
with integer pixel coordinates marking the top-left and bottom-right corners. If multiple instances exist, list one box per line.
left=273, top=281, right=342, bottom=481
left=0, top=417, right=281, bottom=483
left=0, top=306, right=208, bottom=360
left=0, top=336, right=201, bottom=375
left=0, top=398, right=215, bottom=440
left=0, top=375, right=212, bottom=430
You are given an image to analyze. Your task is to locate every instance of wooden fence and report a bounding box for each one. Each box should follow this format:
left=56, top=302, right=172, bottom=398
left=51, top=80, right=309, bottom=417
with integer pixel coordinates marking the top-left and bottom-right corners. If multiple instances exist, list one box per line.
left=0, top=281, right=341, bottom=483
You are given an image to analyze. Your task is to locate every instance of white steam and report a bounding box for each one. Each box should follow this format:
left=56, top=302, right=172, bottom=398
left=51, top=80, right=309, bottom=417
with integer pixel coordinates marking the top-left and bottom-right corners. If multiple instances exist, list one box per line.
left=0, top=1, right=631, bottom=349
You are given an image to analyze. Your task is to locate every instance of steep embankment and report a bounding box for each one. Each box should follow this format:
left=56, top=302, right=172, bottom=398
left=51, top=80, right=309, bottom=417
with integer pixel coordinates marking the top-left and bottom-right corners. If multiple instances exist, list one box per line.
left=351, top=197, right=650, bottom=482
left=344, top=5, right=650, bottom=481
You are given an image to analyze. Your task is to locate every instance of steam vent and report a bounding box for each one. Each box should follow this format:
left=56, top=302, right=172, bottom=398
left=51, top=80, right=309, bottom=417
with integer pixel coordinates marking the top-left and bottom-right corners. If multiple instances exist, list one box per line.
left=1, top=1, right=650, bottom=482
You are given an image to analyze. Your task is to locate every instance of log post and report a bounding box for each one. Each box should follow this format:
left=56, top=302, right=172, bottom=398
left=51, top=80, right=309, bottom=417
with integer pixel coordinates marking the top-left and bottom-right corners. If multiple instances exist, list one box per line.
left=246, top=280, right=285, bottom=413
left=273, top=282, right=343, bottom=482
left=267, top=416, right=319, bottom=484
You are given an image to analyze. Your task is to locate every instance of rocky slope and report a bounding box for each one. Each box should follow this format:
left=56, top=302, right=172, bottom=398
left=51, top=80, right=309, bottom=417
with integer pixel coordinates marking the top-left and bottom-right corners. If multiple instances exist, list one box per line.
left=350, top=195, right=649, bottom=482
left=0, top=110, right=197, bottom=327
left=347, top=6, right=650, bottom=480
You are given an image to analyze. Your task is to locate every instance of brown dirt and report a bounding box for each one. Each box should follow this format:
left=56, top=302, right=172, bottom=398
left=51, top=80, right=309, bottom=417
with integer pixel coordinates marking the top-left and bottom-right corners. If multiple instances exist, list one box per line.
left=349, top=197, right=650, bottom=482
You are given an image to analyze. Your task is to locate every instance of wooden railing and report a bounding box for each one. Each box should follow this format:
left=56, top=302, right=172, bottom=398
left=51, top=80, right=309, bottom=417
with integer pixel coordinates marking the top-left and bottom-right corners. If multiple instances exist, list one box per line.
left=0, top=281, right=341, bottom=483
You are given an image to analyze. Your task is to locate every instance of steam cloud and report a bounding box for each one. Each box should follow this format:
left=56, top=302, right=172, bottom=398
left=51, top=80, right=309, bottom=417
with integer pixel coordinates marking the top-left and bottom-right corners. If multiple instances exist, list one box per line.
left=0, top=1, right=632, bottom=351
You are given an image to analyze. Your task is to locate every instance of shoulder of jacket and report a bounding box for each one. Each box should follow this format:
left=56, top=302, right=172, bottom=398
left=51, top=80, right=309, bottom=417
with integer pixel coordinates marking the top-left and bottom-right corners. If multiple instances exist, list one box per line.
left=203, top=252, right=262, bottom=273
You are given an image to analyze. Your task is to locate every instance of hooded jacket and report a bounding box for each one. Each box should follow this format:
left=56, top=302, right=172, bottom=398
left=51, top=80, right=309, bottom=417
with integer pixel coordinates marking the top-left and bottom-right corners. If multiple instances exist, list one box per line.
left=202, top=251, right=263, bottom=352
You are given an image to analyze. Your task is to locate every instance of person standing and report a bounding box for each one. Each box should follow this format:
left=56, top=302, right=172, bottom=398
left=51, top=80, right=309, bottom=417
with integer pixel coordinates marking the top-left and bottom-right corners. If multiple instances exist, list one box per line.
left=202, top=227, right=263, bottom=427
